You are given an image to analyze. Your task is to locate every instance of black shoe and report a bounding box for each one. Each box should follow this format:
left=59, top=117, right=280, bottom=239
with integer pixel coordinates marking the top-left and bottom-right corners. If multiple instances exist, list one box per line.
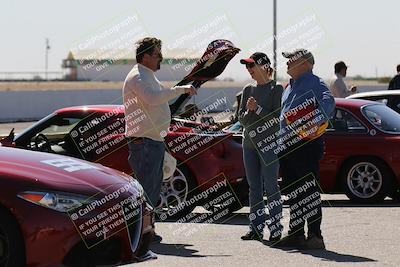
left=268, top=233, right=282, bottom=242
left=274, top=234, right=306, bottom=249
left=304, top=234, right=325, bottom=250
left=152, top=233, right=163, bottom=243
left=241, top=231, right=263, bottom=241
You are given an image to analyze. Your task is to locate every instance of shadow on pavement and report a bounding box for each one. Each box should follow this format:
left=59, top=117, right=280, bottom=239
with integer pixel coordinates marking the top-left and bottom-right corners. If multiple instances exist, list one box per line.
left=260, top=240, right=377, bottom=263
left=158, top=199, right=400, bottom=225
left=150, top=242, right=231, bottom=258
left=290, top=249, right=376, bottom=263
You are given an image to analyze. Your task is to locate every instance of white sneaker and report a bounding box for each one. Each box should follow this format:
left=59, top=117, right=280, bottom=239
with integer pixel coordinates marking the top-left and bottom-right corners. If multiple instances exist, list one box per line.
left=136, top=250, right=158, bottom=262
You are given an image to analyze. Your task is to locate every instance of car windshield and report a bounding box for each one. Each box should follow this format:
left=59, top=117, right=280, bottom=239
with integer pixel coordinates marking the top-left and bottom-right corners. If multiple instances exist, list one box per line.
left=362, top=104, right=400, bottom=134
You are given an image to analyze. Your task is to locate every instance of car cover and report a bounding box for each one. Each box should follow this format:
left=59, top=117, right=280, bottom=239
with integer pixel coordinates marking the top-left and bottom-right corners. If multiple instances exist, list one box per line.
left=169, top=39, right=240, bottom=115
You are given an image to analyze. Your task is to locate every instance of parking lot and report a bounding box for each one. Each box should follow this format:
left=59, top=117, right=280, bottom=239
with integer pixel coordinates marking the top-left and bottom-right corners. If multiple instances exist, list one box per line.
left=2, top=120, right=400, bottom=267
left=124, top=196, right=400, bottom=267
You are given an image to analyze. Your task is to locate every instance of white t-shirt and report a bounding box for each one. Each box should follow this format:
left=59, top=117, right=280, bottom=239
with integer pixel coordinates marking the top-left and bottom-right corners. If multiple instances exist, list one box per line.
left=329, top=73, right=354, bottom=98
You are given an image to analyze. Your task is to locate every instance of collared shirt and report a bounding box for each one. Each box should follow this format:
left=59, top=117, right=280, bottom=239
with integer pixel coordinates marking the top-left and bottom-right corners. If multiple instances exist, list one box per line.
left=280, top=71, right=335, bottom=142
left=329, top=73, right=354, bottom=98
left=123, top=63, right=185, bottom=141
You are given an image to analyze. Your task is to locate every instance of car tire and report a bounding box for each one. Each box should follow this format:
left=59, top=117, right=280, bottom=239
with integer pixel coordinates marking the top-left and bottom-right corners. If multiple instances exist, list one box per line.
left=340, top=157, right=392, bottom=203
left=0, top=208, right=25, bottom=267
left=156, top=163, right=198, bottom=220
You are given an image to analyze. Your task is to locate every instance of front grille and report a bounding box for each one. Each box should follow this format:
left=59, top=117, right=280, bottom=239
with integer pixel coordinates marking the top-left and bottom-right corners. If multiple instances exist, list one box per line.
left=123, top=201, right=143, bottom=254
left=63, top=238, right=122, bottom=267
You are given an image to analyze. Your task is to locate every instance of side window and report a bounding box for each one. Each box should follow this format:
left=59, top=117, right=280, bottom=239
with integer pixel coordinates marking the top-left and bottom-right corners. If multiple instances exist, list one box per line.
left=36, top=117, right=81, bottom=137
left=328, top=108, right=367, bottom=133
left=68, top=116, right=126, bottom=160
left=28, top=117, right=82, bottom=151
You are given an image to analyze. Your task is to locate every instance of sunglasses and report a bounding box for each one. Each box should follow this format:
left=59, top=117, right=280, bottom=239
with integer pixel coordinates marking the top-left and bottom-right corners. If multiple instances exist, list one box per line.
left=245, top=62, right=256, bottom=69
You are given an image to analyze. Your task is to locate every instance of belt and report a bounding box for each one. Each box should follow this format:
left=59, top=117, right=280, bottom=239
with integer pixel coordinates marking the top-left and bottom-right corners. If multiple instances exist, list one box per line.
left=126, top=137, right=145, bottom=144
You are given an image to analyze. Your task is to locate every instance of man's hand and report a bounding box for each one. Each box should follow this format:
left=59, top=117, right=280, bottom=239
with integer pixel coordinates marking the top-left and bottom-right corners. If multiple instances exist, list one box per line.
left=173, top=84, right=197, bottom=96
left=183, top=85, right=197, bottom=96
left=247, top=97, right=257, bottom=111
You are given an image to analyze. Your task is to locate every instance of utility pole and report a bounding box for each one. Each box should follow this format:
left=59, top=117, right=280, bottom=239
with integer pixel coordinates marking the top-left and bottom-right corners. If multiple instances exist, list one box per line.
left=273, top=0, right=277, bottom=80
left=45, top=38, right=50, bottom=80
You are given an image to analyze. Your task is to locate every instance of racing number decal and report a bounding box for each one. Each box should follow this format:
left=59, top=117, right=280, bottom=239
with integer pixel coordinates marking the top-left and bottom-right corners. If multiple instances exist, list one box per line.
left=41, top=159, right=99, bottom=172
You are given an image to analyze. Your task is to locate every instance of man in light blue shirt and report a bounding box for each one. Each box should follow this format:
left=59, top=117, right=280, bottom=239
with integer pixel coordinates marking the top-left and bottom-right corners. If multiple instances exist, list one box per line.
left=277, top=49, right=335, bottom=250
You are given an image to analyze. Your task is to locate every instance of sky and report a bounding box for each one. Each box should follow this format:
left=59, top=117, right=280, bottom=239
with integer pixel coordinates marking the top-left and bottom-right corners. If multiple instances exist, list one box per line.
left=1, top=0, right=399, bottom=81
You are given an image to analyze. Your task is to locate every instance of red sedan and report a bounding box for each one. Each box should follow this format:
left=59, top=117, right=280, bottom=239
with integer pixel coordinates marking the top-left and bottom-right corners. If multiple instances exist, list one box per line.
left=2, top=105, right=247, bottom=216
left=322, top=99, right=400, bottom=201
left=0, top=147, right=154, bottom=267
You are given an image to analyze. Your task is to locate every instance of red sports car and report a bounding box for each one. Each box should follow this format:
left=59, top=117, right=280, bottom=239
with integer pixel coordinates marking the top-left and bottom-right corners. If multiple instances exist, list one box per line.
left=225, top=98, right=400, bottom=202
left=1, top=105, right=247, bottom=216
left=0, top=146, right=154, bottom=267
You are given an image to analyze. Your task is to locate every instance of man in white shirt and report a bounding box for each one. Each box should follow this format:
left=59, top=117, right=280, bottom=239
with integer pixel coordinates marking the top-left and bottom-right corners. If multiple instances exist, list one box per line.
left=123, top=37, right=196, bottom=222
left=329, top=61, right=357, bottom=98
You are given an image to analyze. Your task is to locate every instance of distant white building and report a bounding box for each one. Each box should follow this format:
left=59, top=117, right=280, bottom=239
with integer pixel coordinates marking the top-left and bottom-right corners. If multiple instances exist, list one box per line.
left=62, top=49, right=200, bottom=82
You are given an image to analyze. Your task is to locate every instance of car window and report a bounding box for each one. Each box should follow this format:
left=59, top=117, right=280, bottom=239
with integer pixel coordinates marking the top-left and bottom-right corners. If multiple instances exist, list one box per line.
left=22, top=116, right=84, bottom=155
left=362, top=104, right=400, bottom=134
left=327, top=108, right=367, bottom=133
left=39, top=118, right=81, bottom=136
left=68, top=115, right=126, bottom=160
left=32, top=117, right=81, bottom=144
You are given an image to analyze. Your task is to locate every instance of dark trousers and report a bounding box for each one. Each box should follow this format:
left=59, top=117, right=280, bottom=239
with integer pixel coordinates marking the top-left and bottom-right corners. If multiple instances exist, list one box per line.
left=127, top=138, right=165, bottom=208
left=279, top=137, right=324, bottom=238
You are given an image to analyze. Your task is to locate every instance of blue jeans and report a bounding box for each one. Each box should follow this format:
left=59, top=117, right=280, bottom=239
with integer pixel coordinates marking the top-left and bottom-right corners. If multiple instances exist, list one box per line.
left=243, top=146, right=283, bottom=237
left=128, top=138, right=165, bottom=208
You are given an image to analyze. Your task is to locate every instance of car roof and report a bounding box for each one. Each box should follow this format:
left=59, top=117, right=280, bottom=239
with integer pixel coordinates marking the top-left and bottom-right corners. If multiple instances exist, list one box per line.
left=347, top=90, right=400, bottom=99
left=334, top=98, right=376, bottom=108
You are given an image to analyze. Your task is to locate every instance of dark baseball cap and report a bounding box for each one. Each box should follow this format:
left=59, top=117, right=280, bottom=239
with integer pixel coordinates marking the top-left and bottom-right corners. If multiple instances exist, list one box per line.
left=240, top=52, right=271, bottom=66
left=282, top=49, right=315, bottom=65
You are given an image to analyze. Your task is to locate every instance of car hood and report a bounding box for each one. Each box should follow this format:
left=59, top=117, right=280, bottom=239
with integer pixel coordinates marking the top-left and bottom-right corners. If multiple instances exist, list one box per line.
left=0, top=147, right=132, bottom=190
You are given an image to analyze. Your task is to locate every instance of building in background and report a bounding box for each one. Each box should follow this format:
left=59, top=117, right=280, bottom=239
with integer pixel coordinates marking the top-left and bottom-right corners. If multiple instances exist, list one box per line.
left=62, top=49, right=200, bottom=82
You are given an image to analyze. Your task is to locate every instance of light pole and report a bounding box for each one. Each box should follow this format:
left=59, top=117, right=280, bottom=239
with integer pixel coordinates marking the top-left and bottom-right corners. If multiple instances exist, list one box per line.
left=273, top=0, right=277, bottom=80
left=45, top=38, right=50, bottom=80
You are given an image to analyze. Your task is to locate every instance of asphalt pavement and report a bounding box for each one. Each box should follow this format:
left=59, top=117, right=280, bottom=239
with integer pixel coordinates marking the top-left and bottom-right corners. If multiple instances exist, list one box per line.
left=122, top=196, right=400, bottom=267
left=2, top=121, right=399, bottom=267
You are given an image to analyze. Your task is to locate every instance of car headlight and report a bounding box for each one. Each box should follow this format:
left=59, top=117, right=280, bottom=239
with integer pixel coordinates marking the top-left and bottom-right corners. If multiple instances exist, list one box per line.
left=18, top=191, right=89, bottom=213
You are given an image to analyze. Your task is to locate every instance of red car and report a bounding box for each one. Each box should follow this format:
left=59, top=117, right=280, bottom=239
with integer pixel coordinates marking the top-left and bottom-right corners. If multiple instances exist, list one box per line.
left=2, top=105, right=247, bottom=216
left=0, top=146, right=154, bottom=267
left=225, top=98, right=400, bottom=202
